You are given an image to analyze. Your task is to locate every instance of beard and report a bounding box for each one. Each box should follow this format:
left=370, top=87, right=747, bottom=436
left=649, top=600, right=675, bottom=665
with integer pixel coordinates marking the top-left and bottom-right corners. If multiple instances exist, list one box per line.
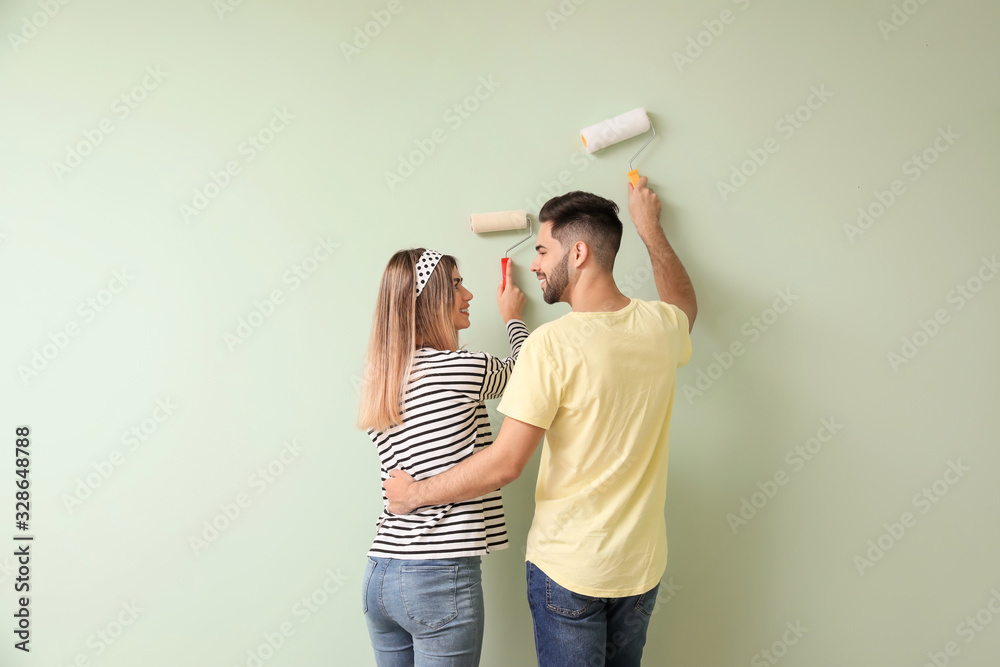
left=541, top=251, right=570, bottom=304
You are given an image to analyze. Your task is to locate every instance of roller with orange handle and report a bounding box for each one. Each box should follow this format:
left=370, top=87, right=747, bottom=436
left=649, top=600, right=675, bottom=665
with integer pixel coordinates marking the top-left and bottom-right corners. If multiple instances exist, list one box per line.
left=580, top=107, right=656, bottom=186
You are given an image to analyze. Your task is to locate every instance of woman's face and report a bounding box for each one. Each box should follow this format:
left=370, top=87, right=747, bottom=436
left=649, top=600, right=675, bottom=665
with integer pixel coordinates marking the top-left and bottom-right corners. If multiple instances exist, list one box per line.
left=451, top=265, right=473, bottom=330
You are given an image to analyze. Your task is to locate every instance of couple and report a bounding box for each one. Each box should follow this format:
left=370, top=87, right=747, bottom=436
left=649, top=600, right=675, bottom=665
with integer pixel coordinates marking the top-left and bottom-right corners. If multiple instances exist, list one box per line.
left=356, top=178, right=696, bottom=667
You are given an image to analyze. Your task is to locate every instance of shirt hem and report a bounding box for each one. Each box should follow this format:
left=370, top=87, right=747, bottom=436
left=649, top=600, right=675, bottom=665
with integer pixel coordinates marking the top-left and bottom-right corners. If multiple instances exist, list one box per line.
left=525, top=554, right=664, bottom=598
left=368, top=542, right=509, bottom=560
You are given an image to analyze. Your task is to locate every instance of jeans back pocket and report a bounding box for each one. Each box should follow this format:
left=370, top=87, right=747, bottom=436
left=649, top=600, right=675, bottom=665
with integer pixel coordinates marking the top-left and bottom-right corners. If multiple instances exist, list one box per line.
left=399, top=564, right=459, bottom=629
left=634, top=583, right=660, bottom=619
left=545, top=574, right=595, bottom=617
left=362, top=558, right=377, bottom=615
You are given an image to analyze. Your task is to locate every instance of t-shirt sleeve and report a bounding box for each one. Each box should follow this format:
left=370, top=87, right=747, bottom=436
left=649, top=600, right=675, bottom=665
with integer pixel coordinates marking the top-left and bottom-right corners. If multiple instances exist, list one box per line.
left=496, top=330, right=562, bottom=430
left=663, top=302, right=693, bottom=367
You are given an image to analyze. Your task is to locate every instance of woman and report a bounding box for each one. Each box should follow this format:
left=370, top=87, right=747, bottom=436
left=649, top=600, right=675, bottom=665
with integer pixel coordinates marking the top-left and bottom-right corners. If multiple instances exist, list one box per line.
left=357, top=248, right=528, bottom=666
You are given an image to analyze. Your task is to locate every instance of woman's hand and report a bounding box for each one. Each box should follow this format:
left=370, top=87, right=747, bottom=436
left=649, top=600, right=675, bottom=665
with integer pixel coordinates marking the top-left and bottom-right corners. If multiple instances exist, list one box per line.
left=497, top=259, right=526, bottom=322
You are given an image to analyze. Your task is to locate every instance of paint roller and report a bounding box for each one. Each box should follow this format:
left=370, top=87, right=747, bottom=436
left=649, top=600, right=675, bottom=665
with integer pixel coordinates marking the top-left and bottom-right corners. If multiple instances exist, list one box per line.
left=470, top=210, right=532, bottom=290
left=580, top=107, right=656, bottom=186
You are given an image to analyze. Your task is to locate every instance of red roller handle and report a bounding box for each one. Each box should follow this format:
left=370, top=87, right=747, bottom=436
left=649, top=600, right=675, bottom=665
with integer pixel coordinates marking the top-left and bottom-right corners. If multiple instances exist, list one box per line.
left=501, top=257, right=510, bottom=290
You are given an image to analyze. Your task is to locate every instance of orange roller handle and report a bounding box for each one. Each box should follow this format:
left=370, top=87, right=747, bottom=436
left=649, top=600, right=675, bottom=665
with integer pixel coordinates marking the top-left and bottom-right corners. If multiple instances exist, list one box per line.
left=501, top=257, right=510, bottom=290
left=628, top=169, right=641, bottom=186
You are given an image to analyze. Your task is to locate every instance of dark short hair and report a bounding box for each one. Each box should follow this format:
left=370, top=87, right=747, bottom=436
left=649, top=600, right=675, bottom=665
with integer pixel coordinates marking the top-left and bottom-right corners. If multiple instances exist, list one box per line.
left=538, top=191, right=623, bottom=271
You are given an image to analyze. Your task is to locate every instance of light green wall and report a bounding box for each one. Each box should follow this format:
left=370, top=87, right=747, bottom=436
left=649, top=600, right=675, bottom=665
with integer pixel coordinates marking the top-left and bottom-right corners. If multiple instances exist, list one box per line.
left=3, top=0, right=999, bottom=665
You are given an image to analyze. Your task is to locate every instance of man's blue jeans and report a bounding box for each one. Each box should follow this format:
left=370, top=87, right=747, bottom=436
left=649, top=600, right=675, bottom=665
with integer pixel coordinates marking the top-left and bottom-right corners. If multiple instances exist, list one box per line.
left=363, top=556, right=484, bottom=667
left=526, top=561, right=659, bottom=667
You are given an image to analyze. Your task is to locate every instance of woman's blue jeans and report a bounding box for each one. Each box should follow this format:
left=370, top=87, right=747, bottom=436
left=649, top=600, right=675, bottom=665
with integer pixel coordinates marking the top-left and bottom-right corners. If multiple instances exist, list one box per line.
left=363, top=556, right=484, bottom=667
left=526, top=560, right=659, bottom=667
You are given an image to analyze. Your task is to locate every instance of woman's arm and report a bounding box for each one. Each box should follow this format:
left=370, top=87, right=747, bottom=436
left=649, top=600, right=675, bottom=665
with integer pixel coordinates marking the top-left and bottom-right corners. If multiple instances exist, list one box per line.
left=479, top=260, right=529, bottom=400
left=479, top=319, right=529, bottom=400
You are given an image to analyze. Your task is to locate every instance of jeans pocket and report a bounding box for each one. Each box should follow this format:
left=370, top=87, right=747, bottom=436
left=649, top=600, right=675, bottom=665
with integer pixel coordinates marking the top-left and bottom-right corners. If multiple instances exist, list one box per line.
left=634, top=583, right=660, bottom=619
left=362, top=558, right=377, bottom=615
left=545, top=574, right=595, bottom=617
left=399, top=564, right=459, bottom=629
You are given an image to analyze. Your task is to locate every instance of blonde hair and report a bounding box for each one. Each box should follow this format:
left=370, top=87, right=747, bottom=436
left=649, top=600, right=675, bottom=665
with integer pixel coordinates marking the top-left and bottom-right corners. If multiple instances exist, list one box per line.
left=357, top=249, right=459, bottom=431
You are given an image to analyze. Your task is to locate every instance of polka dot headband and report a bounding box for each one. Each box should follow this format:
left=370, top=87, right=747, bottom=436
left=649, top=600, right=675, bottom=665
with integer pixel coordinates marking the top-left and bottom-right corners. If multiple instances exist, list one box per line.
left=414, top=250, right=443, bottom=297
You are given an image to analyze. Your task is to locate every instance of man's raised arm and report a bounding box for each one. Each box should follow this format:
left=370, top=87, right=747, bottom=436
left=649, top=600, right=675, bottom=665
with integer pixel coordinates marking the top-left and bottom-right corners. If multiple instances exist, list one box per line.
left=628, top=176, right=697, bottom=331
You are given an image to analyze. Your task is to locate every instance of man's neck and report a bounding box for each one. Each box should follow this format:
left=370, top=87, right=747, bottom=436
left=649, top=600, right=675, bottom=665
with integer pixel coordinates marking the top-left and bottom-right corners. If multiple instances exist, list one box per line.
left=567, top=274, right=631, bottom=313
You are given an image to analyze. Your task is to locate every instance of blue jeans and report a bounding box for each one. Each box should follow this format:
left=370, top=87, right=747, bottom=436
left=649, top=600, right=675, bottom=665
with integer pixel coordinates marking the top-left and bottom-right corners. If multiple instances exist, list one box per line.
left=363, top=556, right=484, bottom=666
left=526, top=561, right=658, bottom=667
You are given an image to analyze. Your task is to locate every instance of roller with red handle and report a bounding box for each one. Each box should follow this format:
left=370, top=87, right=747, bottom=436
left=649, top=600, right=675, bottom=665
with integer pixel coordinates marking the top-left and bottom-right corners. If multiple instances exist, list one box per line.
left=470, top=211, right=532, bottom=291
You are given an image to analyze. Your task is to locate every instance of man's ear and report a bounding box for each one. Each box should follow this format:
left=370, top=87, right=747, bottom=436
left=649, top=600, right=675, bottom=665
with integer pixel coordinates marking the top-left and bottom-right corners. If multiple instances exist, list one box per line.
left=571, top=241, right=589, bottom=268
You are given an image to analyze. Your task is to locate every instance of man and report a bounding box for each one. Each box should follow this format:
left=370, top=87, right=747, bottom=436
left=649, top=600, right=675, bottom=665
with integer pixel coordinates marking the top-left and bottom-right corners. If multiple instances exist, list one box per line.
left=384, top=177, right=696, bottom=666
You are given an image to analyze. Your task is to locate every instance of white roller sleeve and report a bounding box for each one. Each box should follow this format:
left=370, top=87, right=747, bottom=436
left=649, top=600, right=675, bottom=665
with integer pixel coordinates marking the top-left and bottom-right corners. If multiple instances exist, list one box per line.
left=580, top=107, right=651, bottom=153
left=470, top=210, right=527, bottom=233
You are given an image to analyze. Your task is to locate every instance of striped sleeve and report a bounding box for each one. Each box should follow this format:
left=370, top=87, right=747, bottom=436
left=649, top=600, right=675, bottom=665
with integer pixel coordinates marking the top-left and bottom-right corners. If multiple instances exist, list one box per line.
left=477, top=319, right=529, bottom=401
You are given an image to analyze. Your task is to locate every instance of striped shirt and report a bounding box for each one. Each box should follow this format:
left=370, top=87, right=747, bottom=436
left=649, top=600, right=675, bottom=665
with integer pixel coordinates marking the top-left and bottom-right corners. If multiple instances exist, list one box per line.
left=366, top=319, right=529, bottom=559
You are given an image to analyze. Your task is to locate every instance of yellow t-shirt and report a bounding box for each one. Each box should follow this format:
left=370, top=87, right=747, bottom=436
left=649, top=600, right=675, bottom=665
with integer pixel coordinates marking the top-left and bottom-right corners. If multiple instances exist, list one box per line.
left=497, top=298, right=692, bottom=597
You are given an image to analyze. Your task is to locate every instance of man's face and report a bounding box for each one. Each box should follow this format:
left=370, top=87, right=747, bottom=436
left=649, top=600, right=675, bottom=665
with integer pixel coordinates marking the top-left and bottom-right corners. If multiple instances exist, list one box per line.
left=530, top=222, right=570, bottom=305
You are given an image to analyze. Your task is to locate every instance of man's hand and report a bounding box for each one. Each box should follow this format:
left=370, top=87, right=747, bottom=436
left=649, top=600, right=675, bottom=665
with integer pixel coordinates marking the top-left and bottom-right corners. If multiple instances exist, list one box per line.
left=380, top=418, right=543, bottom=515
left=627, top=176, right=664, bottom=243
left=383, top=469, right=417, bottom=515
